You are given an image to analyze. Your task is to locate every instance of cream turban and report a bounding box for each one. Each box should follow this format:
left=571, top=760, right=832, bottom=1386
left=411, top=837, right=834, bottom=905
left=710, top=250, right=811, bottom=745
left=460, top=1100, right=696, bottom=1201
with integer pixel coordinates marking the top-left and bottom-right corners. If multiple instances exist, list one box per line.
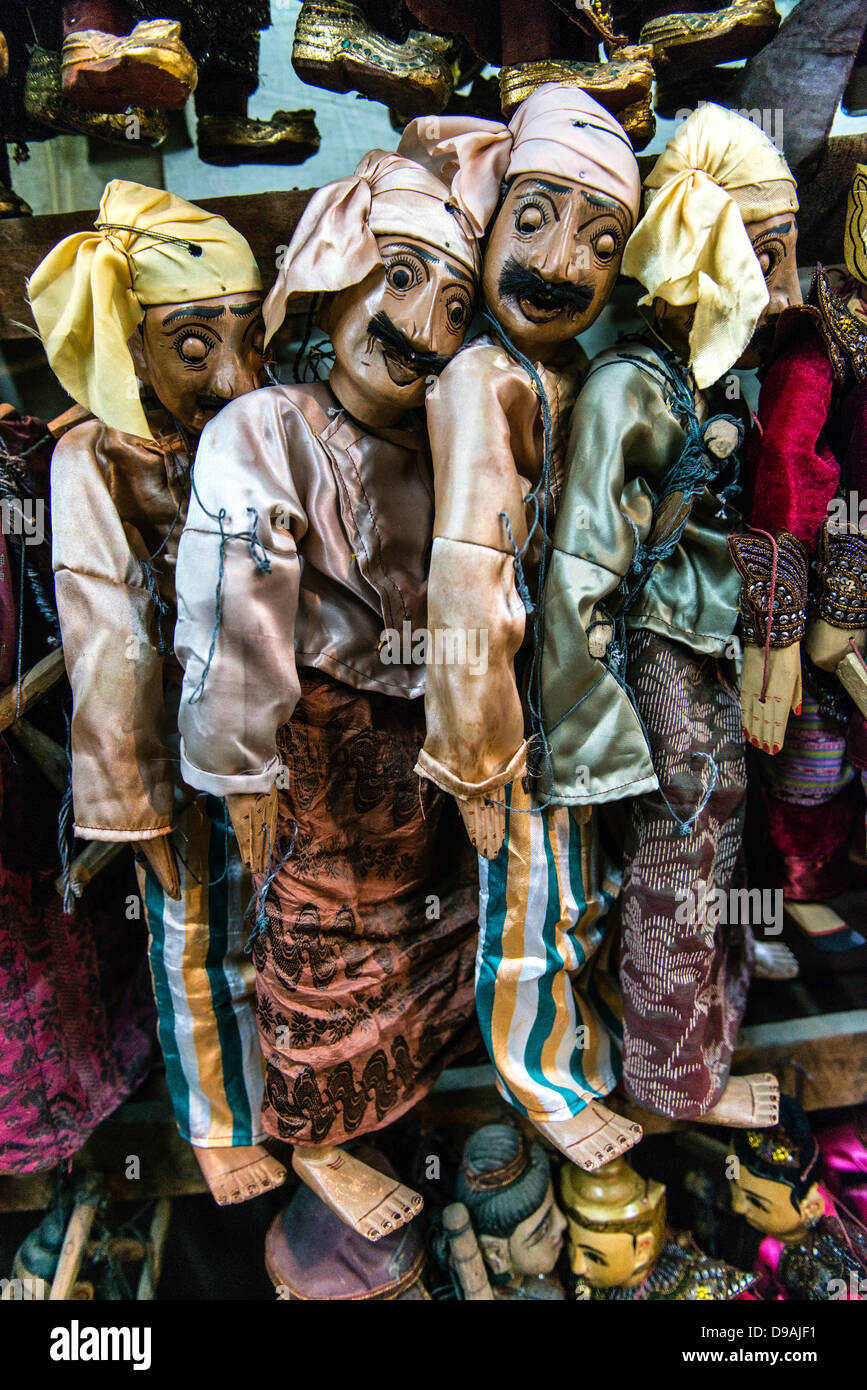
left=622, top=103, right=798, bottom=388
left=399, top=82, right=642, bottom=235
left=845, top=164, right=867, bottom=285
left=29, top=179, right=261, bottom=442
left=263, top=150, right=482, bottom=344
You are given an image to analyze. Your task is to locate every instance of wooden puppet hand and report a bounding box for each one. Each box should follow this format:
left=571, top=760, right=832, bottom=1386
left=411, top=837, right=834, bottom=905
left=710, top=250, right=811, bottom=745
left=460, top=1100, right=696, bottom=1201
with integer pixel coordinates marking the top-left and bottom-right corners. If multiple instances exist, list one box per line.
left=458, top=793, right=506, bottom=859
left=741, top=643, right=802, bottom=754
left=134, top=834, right=181, bottom=901
left=805, top=618, right=866, bottom=673
left=226, top=786, right=279, bottom=874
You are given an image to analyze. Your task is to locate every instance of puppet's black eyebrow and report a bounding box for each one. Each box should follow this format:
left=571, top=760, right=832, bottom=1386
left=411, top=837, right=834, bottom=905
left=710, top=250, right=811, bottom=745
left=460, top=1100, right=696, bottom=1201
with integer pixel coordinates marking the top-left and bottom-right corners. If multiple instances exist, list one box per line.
left=228, top=301, right=263, bottom=317
left=753, top=221, right=794, bottom=238
left=162, top=304, right=226, bottom=326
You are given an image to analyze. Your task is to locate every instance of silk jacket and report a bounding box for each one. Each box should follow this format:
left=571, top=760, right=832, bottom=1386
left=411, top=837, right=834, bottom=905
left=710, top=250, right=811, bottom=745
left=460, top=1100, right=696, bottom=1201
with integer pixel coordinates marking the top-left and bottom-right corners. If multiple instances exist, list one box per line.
left=175, top=381, right=433, bottom=797
left=541, top=340, right=742, bottom=806
left=417, top=335, right=586, bottom=798
left=51, top=417, right=190, bottom=840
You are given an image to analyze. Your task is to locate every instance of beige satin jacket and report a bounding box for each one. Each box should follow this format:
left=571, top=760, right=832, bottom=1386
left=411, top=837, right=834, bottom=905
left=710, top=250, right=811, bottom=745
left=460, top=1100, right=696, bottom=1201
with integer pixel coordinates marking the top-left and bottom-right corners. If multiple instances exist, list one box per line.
left=51, top=417, right=191, bottom=840
left=175, top=381, right=433, bottom=797
left=417, top=335, right=586, bottom=799
left=541, top=340, right=743, bottom=806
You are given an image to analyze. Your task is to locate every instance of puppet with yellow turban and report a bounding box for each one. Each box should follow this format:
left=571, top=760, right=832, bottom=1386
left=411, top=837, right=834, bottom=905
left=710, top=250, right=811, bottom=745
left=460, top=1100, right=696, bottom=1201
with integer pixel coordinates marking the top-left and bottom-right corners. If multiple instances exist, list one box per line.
left=541, top=104, right=801, bottom=1129
left=29, top=180, right=282, bottom=1208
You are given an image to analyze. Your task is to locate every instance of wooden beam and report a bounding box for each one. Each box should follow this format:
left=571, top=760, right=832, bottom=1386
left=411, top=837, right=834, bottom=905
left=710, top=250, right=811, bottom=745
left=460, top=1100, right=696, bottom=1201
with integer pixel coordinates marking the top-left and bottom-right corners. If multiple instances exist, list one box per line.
left=0, top=189, right=315, bottom=341
left=0, top=646, right=66, bottom=732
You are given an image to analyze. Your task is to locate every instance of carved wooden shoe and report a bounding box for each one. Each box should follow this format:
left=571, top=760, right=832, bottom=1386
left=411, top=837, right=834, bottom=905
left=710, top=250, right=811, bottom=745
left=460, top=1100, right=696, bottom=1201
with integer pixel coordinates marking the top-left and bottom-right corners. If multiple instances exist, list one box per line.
left=61, top=19, right=197, bottom=112
left=197, top=111, right=320, bottom=167
left=640, top=0, right=781, bottom=79
left=292, top=0, right=454, bottom=117
left=500, top=48, right=654, bottom=120
left=0, top=183, right=31, bottom=218
left=291, top=1144, right=423, bottom=1242
left=24, top=44, right=168, bottom=147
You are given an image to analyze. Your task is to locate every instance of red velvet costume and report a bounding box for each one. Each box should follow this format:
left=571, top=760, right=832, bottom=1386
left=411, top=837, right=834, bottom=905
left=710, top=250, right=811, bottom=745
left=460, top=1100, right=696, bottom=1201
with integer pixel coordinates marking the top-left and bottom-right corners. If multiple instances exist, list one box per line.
left=742, top=270, right=867, bottom=903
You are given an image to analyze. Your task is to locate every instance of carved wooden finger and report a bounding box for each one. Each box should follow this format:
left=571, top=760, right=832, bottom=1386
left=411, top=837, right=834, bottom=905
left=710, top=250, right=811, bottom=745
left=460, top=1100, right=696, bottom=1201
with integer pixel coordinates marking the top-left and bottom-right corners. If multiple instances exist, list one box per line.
left=54, top=839, right=126, bottom=899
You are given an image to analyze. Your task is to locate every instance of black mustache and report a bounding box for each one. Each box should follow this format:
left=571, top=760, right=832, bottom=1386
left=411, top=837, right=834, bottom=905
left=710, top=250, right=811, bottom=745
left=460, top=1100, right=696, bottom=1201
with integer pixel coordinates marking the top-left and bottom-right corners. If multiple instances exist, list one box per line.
left=196, top=392, right=232, bottom=410
left=367, top=312, right=451, bottom=375
left=498, top=256, right=595, bottom=314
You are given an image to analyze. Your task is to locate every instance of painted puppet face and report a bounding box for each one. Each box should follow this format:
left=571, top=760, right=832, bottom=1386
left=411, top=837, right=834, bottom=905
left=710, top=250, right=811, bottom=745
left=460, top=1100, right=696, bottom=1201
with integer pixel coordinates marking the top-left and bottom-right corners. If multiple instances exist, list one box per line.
left=324, top=233, right=476, bottom=424
left=483, top=175, right=631, bottom=361
left=494, top=1183, right=568, bottom=1278
left=728, top=1164, right=819, bottom=1240
left=138, top=292, right=269, bottom=437
left=735, top=212, right=802, bottom=368
left=564, top=1214, right=661, bottom=1288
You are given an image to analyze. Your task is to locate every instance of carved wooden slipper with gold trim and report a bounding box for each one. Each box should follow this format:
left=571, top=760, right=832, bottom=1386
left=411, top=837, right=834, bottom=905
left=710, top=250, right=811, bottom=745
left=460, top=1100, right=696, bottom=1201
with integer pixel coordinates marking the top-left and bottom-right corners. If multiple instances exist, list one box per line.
left=292, top=0, right=453, bottom=117
left=61, top=18, right=197, bottom=112
left=197, top=110, right=320, bottom=166
left=0, top=184, right=31, bottom=219
left=24, top=45, right=169, bottom=147
left=640, top=0, right=781, bottom=79
left=500, top=47, right=654, bottom=120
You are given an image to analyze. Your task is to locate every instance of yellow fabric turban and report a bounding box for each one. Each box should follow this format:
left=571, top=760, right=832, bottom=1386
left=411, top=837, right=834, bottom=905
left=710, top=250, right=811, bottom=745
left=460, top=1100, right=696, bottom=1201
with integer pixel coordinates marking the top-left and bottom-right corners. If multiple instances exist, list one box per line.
left=845, top=164, right=867, bottom=286
left=622, top=104, right=798, bottom=388
left=29, top=179, right=261, bottom=441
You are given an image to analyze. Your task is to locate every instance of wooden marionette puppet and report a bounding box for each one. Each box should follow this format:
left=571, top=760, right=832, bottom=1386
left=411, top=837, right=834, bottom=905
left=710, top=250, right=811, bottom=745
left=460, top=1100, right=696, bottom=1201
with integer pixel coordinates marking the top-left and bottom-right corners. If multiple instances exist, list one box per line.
left=561, top=1153, right=756, bottom=1299
left=447, top=1123, right=569, bottom=1301
left=732, top=165, right=867, bottom=960
left=398, top=84, right=646, bottom=1172
left=174, top=150, right=487, bottom=1240
left=540, top=104, right=802, bottom=1129
left=29, top=181, right=283, bottom=1208
left=728, top=1095, right=867, bottom=1300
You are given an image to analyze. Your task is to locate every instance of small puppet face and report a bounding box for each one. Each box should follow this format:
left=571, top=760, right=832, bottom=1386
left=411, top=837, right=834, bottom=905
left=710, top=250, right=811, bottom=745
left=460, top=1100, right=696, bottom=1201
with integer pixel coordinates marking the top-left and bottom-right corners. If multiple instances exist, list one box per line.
left=134, top=291, right=270, bottom=437
left=734, top=212, right=801, bottom=369
left=728, top=1163, right=823, bottom=1240
left=479, top=1182, right=568, bottom=1280
left=324, top=233, right=476, bottom=424
left=564, top=1215, right=661, bottom=1288
left=483, top=175, right=630, bottom=361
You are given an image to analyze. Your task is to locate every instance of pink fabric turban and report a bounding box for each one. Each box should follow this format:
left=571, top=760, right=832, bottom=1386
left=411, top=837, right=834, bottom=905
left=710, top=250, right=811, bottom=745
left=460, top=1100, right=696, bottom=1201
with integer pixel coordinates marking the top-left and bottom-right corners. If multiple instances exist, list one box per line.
left=399, top=81, right=642, bottom=237
left=264, top=150, right=482, bottom=343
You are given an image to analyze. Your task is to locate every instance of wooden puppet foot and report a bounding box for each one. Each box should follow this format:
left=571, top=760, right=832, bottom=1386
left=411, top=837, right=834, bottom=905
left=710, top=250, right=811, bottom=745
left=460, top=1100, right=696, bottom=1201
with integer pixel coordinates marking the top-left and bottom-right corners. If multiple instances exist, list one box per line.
left=291, top=1144, right=423, bottom=1242
left=693, top=1074, right=779, bottom=1129
left=458, top=795, right=506, bottom=860
left=195, top=1145, right=287, bottom=1206
left=533, top=1103, right=643, bottom=1171
left=752, top=940, right=799, bottom=980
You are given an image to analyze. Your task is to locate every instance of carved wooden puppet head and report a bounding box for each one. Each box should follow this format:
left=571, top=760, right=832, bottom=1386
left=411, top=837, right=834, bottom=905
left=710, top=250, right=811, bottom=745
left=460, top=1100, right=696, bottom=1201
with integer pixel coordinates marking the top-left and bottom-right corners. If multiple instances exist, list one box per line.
left=560, top=1155, right=666, bottom=1289
left=455, top=1124, right=567, bottom=1282
left=30, top=178, right=267, bottom=442
left=729, top=1097, right=826, bottom=1242
left=399, top=83, right=642, bottom=363
left=622, top=103, right=801, bottom=388
left=262, top=151, right=484, bottom=429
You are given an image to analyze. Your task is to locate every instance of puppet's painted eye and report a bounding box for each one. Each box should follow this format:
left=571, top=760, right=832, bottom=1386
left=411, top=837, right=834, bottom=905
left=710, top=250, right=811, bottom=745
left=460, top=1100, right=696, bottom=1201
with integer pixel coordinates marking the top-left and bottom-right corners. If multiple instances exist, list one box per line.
left=516, top=201, right=546, bottom=235
left=444, top=290, right=470, bottom=332
left=173, top=332, right=213, bottom=364
left=386, top=258, right=421, bottom=291
left=594, top=232, right=616, bottom=261
left=251, top=326, right=266, bottom=354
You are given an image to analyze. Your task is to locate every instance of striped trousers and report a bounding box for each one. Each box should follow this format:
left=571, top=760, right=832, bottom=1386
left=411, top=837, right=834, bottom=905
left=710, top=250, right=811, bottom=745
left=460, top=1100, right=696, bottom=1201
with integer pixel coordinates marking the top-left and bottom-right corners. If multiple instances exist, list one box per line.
left=138, top=795, right=266, bottom=1148
left=476, top=778, right=622, bottom=1122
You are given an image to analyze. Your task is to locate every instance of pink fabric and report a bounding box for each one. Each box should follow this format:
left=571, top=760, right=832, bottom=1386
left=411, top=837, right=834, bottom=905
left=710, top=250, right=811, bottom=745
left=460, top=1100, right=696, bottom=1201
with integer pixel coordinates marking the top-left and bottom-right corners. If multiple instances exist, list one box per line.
left=400, top=83, right=642, bottom=236
left=819, top=1122, right=867, bottom=1225
left=264, top=150, right=482, bottom=342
